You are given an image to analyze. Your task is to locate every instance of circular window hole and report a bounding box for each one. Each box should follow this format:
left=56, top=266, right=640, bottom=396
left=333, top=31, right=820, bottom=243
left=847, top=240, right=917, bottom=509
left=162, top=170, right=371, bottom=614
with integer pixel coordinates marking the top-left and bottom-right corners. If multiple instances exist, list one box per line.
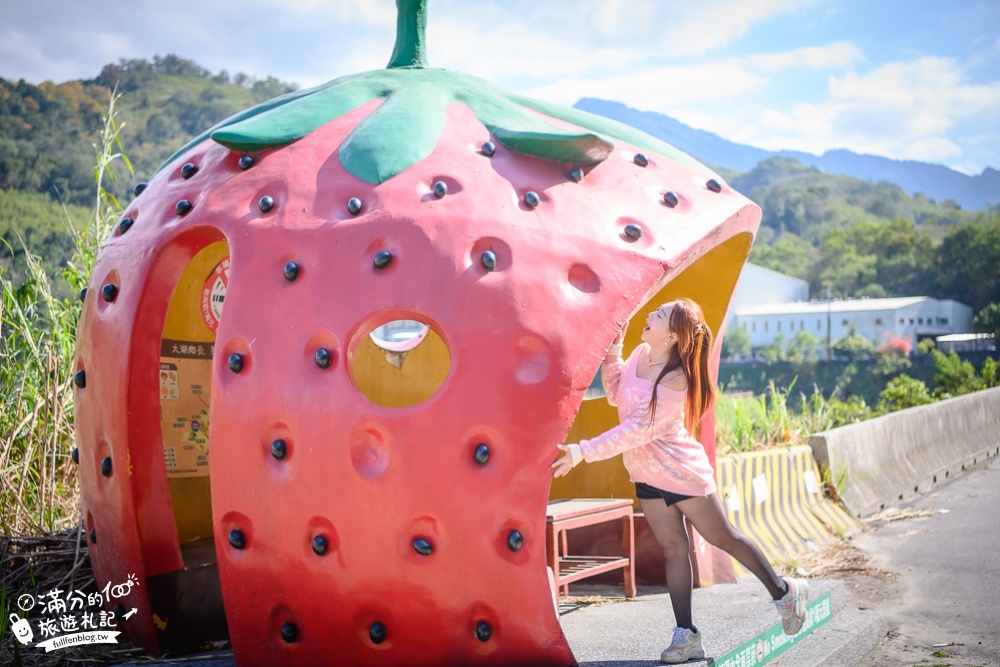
left=352, top=318, right=450, bottom=408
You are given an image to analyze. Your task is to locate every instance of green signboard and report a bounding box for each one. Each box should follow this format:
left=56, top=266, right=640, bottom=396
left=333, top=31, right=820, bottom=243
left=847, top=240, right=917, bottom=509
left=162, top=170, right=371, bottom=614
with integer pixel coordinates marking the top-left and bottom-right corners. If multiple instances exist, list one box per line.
left=712, top=592, right=833, bottom=667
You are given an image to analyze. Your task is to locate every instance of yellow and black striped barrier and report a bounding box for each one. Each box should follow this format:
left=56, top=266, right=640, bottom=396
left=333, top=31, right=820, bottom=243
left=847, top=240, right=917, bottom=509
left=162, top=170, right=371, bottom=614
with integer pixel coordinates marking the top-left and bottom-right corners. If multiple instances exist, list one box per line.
left=717, top=445, right=854, bottom=574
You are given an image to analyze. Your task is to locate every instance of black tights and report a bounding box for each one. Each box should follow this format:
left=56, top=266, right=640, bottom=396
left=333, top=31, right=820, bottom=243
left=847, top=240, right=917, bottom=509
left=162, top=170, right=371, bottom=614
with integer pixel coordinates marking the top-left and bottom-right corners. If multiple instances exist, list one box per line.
left=639, top=493, right=786, bottom=631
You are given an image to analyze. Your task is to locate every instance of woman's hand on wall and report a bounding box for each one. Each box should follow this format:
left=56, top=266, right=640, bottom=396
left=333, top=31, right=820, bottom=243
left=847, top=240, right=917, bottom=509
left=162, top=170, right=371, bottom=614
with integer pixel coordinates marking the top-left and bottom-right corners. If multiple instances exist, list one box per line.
left=613, top=322, right=629, bottom=345
left=551, top=443, right=583, bottom=478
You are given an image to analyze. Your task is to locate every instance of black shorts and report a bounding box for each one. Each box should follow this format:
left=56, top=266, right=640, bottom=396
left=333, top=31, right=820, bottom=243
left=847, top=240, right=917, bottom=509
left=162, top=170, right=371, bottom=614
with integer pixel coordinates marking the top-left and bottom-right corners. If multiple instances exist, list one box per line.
left=635, top=481, right=696, bottom=507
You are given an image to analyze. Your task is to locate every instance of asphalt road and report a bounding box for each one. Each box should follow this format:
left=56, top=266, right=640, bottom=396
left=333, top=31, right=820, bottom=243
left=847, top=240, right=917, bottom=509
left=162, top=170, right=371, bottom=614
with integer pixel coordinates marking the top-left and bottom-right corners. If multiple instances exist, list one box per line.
left=852, top=459, right=1000, bottom=666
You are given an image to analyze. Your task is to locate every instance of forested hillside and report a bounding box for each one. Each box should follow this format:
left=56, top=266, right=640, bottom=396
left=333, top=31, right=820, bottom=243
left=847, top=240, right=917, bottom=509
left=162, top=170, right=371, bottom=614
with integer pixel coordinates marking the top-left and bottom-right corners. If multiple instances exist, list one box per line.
left=737, top=158, right=1000, bottom=312
left=1, top=55, right=297, bottom=296
left=1, top=54, right=297, bottom=206
left=1, top=55, right=998, bottom=313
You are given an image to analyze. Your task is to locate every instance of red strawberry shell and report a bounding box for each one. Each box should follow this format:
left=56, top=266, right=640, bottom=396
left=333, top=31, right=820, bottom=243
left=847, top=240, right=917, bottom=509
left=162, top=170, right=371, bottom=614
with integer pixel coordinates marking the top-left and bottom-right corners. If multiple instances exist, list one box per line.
left=74, top=4, right=760, bottom=666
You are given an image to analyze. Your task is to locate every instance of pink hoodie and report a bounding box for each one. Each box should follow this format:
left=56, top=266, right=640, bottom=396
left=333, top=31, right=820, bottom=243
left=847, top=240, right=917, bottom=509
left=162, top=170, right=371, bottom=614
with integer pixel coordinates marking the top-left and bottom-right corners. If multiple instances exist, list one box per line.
left=578, top=344, right=717, bottom=497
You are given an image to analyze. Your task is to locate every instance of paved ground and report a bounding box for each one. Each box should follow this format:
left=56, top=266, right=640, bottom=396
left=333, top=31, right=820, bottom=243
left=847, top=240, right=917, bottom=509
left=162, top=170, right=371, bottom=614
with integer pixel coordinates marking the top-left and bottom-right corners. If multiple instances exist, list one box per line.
left=844, top=459, right=1000, bottom=667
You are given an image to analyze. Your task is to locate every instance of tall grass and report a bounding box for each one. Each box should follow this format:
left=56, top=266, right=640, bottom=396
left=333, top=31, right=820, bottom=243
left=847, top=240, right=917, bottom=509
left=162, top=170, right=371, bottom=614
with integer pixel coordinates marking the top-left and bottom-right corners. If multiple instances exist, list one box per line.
left=716, top=380, right=801, bottom=453
left=0, top=92, right=130, bottom=536
left=715, top=379, right=873, bottom=455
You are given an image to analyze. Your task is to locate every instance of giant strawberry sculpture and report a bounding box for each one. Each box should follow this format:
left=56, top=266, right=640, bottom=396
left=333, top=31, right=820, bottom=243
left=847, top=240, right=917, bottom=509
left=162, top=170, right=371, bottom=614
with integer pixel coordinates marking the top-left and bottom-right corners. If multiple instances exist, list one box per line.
left=74, top=0, right=760, bottom=665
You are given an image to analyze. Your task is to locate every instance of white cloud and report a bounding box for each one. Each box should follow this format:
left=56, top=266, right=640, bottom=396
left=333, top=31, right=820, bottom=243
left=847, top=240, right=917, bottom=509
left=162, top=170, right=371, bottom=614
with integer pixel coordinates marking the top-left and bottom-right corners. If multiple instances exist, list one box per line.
left=522, top=63, right=763, bottom=112
left=900, top=137, right=962, bottom=162
left=662, top=0, right=820, bottom=57
left=0, top=29, right=95, bottom=83
left=258, top=0, right=396, bottom=25
left=720, top=56, right=1000, bottom=168
left=744, top=41, right=863, bottom=71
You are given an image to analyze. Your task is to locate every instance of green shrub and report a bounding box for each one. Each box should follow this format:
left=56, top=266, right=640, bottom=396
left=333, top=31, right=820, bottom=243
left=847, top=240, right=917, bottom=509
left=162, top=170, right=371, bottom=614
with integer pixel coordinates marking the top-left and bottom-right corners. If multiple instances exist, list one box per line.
left=932, top=349, right=985, bottom=397
left=876, top=374, right=934, bottom=412
left=824, top=394, right=873, bottom=427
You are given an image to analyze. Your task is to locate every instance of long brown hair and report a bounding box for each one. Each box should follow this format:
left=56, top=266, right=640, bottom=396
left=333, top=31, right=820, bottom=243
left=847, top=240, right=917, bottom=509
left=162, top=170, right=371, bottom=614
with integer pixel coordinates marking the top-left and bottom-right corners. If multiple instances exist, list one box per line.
left=648, top=298, right=717, bottom=435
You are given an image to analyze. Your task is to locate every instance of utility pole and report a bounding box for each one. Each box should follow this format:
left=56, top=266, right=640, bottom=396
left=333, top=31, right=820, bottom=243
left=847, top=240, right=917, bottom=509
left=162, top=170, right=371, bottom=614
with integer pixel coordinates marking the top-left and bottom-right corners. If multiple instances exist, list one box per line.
left=826, top=286, right=832, bottom=361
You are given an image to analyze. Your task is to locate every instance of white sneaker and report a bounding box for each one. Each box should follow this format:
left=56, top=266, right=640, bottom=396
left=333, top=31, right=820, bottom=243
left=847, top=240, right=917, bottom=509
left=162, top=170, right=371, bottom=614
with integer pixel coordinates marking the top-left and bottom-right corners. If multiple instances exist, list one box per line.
left=772, top=577, right=810, bottom=635
left=660, top=626, right=704, bottom=663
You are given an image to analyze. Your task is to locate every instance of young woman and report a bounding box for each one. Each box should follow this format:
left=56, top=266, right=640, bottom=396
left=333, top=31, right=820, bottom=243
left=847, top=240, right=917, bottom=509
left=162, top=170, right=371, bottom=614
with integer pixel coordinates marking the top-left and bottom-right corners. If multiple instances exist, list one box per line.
left=552, top=298, right=808, bottom=664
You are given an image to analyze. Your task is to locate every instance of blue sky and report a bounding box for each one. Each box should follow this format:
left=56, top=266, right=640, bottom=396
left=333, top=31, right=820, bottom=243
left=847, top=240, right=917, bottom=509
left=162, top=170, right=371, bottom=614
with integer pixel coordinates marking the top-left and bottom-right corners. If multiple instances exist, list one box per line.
left=2, top=0, right=998, bottom=175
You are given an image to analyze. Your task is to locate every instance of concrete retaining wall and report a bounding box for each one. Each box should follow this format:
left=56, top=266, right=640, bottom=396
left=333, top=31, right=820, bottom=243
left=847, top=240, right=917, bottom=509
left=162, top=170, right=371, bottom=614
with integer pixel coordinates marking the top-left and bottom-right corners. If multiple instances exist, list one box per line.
left=809, top=387, right=1000, bottom=517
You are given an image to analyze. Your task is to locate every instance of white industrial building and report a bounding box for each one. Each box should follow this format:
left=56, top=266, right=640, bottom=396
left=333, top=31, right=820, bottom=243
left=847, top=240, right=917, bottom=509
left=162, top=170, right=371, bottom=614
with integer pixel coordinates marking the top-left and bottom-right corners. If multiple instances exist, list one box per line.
left=727, top=264, right=973, bottom=353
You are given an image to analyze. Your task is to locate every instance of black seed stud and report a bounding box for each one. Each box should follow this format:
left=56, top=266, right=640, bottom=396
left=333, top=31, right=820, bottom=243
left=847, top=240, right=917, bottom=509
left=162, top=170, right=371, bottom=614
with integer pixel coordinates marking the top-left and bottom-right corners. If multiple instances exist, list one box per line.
left=634, top=153, right=649, bottom=167
left=373, top=251, right=393, bottom=269
left=524, top=191, right=540, bottom=208
left=239, top=155, right=255, bottom=170
left=71, top=448, right=79, bottom=464
left=113, top=603, right=126, bottom=621
left=369, top=622, right=386, bottom=645
left=101, top=457, right=112, bottom=477
left=228, top=529, right=246, bottom=550
left=413, top=538, right=433, bottom=556
left=181, top=163, right=198, bottom=179
left=663, top=191, right=679, bottom=208
left=474, top=443, right=490, bottom=466
left=706, top=178, right=722, bottom=193
left=481, top=251, right=497, bottom=272
left=507, top=530, right=523, bottom=552
left=281, top=622, right=298, bottom=643
left=132, top=182, right=147, bottom=197
left=101, top=283, right=118, bottom=303
left=175, top=199, right=193, bottom=216
left=118, top=217, right=134, bottom=234
left=89, top=527, right=97, bottom=544
left=314, top=348, right=332, bottom=369
left=481, top=141, right=496, bottom=157
left=624, top=224, right=643, bottom=240
left=227, top=353, right=245, bottom=374
left=270, top=439, right=287, bottom=460
left=568, top=166, right=584, bottom=182
left=475, top=621, right=492, bottom=642
left=74, top=370, right=86, bottom=388
left=283, top=262, right=299, bottom=282
left=348, top=197, right=363, bottom=215
left=433, top=181, right=448, bottom=198
left=312, top=535, right=329, bottom=556
left=79, top=288, right=88, bottom=302
left=259, top=195, right=274, bottom=212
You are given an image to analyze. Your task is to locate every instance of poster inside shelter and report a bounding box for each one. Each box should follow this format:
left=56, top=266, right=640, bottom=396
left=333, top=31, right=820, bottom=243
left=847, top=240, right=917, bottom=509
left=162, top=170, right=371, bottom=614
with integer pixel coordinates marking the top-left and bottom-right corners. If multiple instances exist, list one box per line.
left=159, top=340, right=214, bottom=478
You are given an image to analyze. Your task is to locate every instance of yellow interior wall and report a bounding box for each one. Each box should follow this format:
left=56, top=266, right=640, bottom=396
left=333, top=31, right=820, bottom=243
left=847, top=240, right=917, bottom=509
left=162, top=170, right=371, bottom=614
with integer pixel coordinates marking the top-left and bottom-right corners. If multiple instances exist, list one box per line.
left=550, top=232, right=754, bottom=505
left=161, top=241, right=228, bottom=544
left=352, top=330, right=451, bottom=408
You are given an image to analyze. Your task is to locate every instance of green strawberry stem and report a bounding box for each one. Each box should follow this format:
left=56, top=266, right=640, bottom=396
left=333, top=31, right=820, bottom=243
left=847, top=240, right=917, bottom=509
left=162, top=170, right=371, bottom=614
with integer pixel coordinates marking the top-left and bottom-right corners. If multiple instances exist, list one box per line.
left=387, top=0, right=428, bottom=69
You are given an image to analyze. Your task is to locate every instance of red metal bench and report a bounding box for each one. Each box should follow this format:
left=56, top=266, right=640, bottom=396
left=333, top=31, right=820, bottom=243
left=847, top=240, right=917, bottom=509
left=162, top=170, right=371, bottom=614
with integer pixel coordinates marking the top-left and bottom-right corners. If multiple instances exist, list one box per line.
left=546, top=499, right=637, bottom=598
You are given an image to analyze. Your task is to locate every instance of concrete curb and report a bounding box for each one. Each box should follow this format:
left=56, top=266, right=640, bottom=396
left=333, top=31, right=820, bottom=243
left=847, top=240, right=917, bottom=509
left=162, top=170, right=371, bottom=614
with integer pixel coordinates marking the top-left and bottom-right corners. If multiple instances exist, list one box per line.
left=777, top=608, right=889, bottom=667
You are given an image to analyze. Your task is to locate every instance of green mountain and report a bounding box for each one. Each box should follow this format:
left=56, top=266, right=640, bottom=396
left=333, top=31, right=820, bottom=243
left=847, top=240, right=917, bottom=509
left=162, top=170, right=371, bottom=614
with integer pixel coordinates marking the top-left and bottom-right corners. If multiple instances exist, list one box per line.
left=575, top=98, right=1000, bottom=211
left=1, top=55, right=297, bottom=207
left=1, top=56, right=997, bottom=313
